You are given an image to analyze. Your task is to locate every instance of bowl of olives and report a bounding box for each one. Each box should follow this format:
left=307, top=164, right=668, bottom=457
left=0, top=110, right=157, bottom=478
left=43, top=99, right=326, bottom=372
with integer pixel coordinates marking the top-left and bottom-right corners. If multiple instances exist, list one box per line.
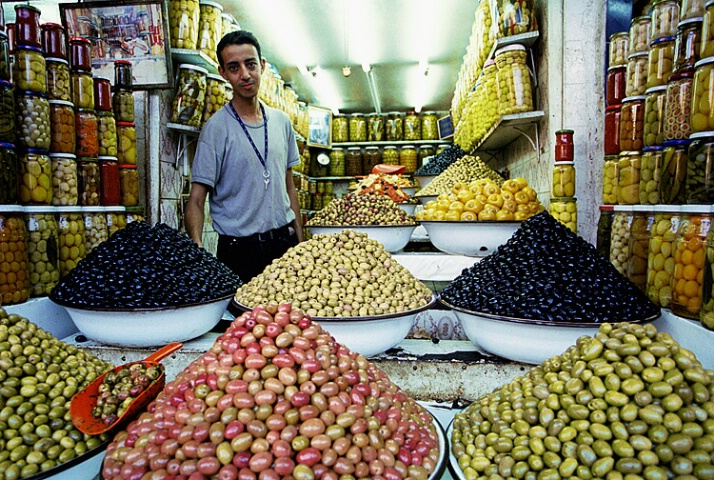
left=306, top=224, right=417, bottom=252
left=421, top=220, right=521, bottom=256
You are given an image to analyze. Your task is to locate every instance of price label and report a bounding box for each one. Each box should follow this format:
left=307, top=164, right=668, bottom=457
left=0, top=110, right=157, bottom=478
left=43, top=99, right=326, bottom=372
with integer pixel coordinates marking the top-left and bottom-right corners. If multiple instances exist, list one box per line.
left=670, top=217, right=680, bottom=234
left=701, top=218, right=711, bottom=237
left=28, top=217, right=39, bottom=232
left=84, top=217, right=93, bottom=229
left=59, top=217, right=69, bottom=230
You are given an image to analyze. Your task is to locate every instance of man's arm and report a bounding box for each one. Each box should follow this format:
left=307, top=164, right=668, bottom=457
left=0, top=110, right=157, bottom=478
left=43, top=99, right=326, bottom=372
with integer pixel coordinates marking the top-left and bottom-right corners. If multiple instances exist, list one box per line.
left=285, top=168, right=303, bottom=242
left=185, top=182, right=210, bottom=247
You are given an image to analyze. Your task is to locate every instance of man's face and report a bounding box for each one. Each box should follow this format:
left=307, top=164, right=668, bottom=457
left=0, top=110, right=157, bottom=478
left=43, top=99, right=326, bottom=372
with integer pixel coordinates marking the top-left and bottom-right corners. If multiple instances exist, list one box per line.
left=219, top=43, right=265, bottom=101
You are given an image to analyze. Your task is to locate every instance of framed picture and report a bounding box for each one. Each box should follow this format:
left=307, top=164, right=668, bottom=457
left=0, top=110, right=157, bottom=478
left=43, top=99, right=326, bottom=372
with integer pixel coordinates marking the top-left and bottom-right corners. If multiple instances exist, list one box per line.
left=60, top=0, right=172, bottom=89
left=307, top=106, right=333, bottom=149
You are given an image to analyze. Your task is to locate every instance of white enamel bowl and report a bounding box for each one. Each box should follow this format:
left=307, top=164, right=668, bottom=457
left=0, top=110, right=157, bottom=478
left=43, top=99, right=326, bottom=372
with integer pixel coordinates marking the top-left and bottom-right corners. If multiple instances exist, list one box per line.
left=306, top=224, right=417, bottom=252
left=420, top=220, right=521, bottom=256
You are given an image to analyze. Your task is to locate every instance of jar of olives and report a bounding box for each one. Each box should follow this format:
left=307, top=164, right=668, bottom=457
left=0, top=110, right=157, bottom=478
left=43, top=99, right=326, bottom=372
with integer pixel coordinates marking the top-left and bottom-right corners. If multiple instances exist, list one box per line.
left=41, top=23, right=67, bottom=60
left=49, top=152, right=78, bottom=207
left=691, top=57, right=714, bottom=133
left=328, top=148, right=345, bottom=176
left=643, top=86, right=667, bottom=146
left=82, top=206, right=108, bottom=254
left=57, top=206, right=85, bottom=277
left=13, top=45, right=45, bottom=93
left=682, top=0, right=706, bottom=20
left=78, top=157, right=101, bottom=206
left=495, top=0, right=536, bottom=37
left=663, top=71, right=695, bottom=141
left=702, top=0, right=714, bottom=57
left=549, top=197, right=578, bottom=233
left=610, top=207, right=634, bottom=275
left=23, top=205, right=60, bottom=297
left=221, top=12, right=238, bottom=37
left=0, top=143, right=18, bottom=204
left=46, top=58, right=71, bottom=102
left=93, top=76, right=112, bottom=112
left=71, top=71, right=95, bottom=110
left=105, top=206, right=126, bottom=236
left=651, top=0, right=681, bottom=38
left=421, top=112, right=438, bottom=140
left=606, top=104, right=623, bottom=155
left=169, top=0, right=199, bottom=49
left=379, top=145, right=397, bottom=166
left=597, top=205, right=615, bottom=259
left=0, top=205, right=30, bottom=305
left=627, top=206, right=655, bottom=293
left=494, top=44, right=534, bottom=114
left=332, top=115, right=348, bottom=143
left=345, top=147, right=362, bottom=177
left=112, top=89, right=135, bottom=123
left=647, top=205, right=680, bottom=307
left=400, top=145, right=418, bottom=174
left=686, top=132, right=714, bottom=204
left=171, top=64, right=207, bottom=127
left=99, top=156, right=120, bottom=206
left=386, top=112, right=403, bottom=141
left=660, top=139, right=691, bottom=204
left=49, top=100, right=75, bottom=154
left=673, top=18, right=703, bottom=75
left=69, top=37, right=92, bottom=72
left=97, top=111, right=118, bottom=157
left=198, top=1, right=223, bottom=63
left=609, top=32, right=629, bottom=67
left=419, top=145, right=435, bottom=165
left=640, top=145, right=664, bottom=204
left=603, top=155, right=619, bottom=204
left=368, top=113, right=384, bottom=142
left=629, top=16, right=652, bottom=54
left=0, top=79, right=15, bottom=144
left=349, top=113, right=367, bottom=142
left=119, top=164, right=139, bottom=206
left=202, top=73, right=227, bottom=125
left=618, top=151, right=642, bottom=205
left=114, top=60, right=132, bottom=90
left=16, top=90, right=50, bottom=151
left=14, top=4, right=40, bottom=48
left=362, top=146, right=382, bottom=174
left=619, top=96, right=645, bottom=151
left=646, top=36, right=675, bottom=88
left=404, top=111, right=421, bottom=141
left=0, top=31, right=9, bottom=81
left=75, top=109, right=99, bottom=158
left=606, top=66, right=627, bottom=106
left=19, top=149, right=51, bottom=205
left=671, top=206, right=711, bottom=319
left=117, top=122, right=137, bottom=165
left=625, top=52, right=649, bottom=96
left=552, top=161, right=576, bottom=198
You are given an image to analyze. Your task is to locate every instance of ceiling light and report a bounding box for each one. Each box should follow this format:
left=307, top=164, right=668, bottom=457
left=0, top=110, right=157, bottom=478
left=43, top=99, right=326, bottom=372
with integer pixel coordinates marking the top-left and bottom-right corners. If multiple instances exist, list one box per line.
left=342, top=66, right=352, bottom=77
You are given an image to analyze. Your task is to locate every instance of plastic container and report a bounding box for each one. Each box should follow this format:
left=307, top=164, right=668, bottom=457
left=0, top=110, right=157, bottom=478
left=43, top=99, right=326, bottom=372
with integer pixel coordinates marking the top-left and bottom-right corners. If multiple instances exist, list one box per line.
left=75, top=109, right=99, bottom=158
left=19, top=149, right=51, bottom=205
left=49, top=152, right=78, bottom=206
left=40, top=23, right=67, bottom=60
left=663, top=71, right=695, bottom=141
left=93, top=76, right=112, bottom=112
left=345, top=147, right=362, bottom=177
left=660, top=139, right=692, bottom=204
left=13, top=45, right=45, bottom=93
left=603, top=155, right=619, bottom=205
left=328, top=148, right=345, bottom=176
left=607, top=66, right=627, bottom=106
left=551, top=161, right=575, bottom=198
left=0, top=143, right=18, bottom=204
left=549, top=197, right=577, bottom=233
left=114, top=60, right=132, bottom=90
left=99, top=156, right=120, bottom=206
left=168, top=0, right=199, bottom=49
left=691, top=56, right=714, bottom=133
left=609, top=32, right=629, bottom=67
left=627, top=206, right=655, bottom=293
left=682, top=0, right=707, bottom=20
left=382, top=145, right=399, bottom=166
left=98, top=111, right=118, bottom=157
left=69, top=37, right=92, bottom=72
left=647, top=206, right=680, bottom=307
left=400, top=145, right=418, bottom=174
left=106, top=206, right=127, bottom=237
left=610, top=208, right=634, bottom=275
left=113, top=89, right=134, bottom=123
left=16, top=91, right=50, bottom=150
left=651, top=0, right=681, bottom=38
left=629, top=16, right=652, bottom=54
left=82, top=206, right=108, bottom=254
left=57, top=207, right=86, bottom=277
left=198, top=1, right=223, bottom=63
left=49, top=100, right=75, bottom=154
left=332, top=115, right=348, bottom=143
left=14, top=4, right=41, bottom=48
left=673, top=17, right=703, bottom=74
left=117, top=122, right=137, bottom=165
left=597, top=205, right=615, bottom=259
left=686, top=131, right=714, bottom=203
left=202, top=73, right=227, bottom=125
left=617, top=151, right=642, bottom=205
left=119, top=164, right=139, bottom=206
left=367, top=113, right=384, bottom=142
left=23, top=205, right=60, bottom=297
left=71, top=70, right=95, bottom=109
left=403, top=111, right=421, bottom=141
left=646, top=37, right=675, bottom=89
left=494, top=44, right=534, bottom=115
left=640, top=145, right=664, bottom=204
left=643, top=86, right=667, bottom=146
left=421, top=112, right=439, bottom=140
left=625, top=52, right=649, bottom=96
left=702, top=0, right=714, bottom=57
left=78, top=157, right=101, bottom=206
left=349, top=113, right=367, bottom=142
left=171, top=64, right=207, bottom=127
left=619, top=96, right=645, bottom=151
left=0, top=79, right=15, bottom=144
left=386, top=112, right=403, bottom=142
left=46, top=58, right=71, bottom=101
left=0, top=205, right=30, bottom=305
left=495, top=0, right=536, bottom=38
left=0, top=31, right=9, bottom=81
left=671, top=207, right=711, bottom=319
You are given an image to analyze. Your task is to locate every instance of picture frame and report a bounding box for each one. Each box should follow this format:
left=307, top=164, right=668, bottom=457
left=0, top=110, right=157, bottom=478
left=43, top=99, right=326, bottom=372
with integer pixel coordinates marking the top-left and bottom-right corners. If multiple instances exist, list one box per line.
left=60, top=0, right=172, bottom=89
left=307, top=106, right=333, bottom=149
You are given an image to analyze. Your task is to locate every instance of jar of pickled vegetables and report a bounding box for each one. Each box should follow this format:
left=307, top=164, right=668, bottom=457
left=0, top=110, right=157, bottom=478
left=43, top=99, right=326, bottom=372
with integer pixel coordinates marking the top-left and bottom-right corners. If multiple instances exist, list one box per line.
left=71, top=70, right=94, bottom=110
left=610, top=32, right=630, bottom=67
left=57, top=206, right=85, bottom=277
left=99, top=156, right=120, bottom=206
left=332, top=115, right=348, bottom=143
left=0, top=205, right=29, bottom=305
left=13, top=45, right=45, bottom=93
left=382, top=145, right=399, bottom=165
left=198, top=1, right=223, bottom=63
left=105, top=206, right=126, bottom=237
left=691, top=57, right=714, bottom=133
left=363, top=146, right=381, bottom=174
left=117, top=122, right=137, bottom=165
left=421, top=112, right=439, bottom=140
left=0, top=80, right=15, bottom=144
left=97, top=111, right=118, bottom=158
left=202, top=73, right=226, bottom=125
left=0, top=31, right=9, bottom=81
left=16, top=90, right=50, bottom=151
left=171, top=64, right=207, bottom=127
left=69, top=37, right=92, bottom=72
left=646, top=37, right=675, bottom=88
left=367, top=113, right=384, bottom=142
left=607, top=66, right=627, bottom=106
left=75, top=109, right=98, bottom=158
left=404, top=111, right=421, bottom=141
left=597, top=205, right=615, bottom=259
left=345, top=147, right=362, bottom=177
left=23, top=206, right=60, bottom=297
left=603, top=155, right=619, bottom=204
left=119, top=164, right=139, bottom=206
left=671, top=206, right=711, bottom=319
left=627, top=206, right=655, bottom=293
left=647, top=205, right=680, bottom=307
left=400, top=145, right=418, bottom=174
left=328, top=148, right=345, bottom=176
left=41, top=23, right=66, bottom=60
left=660, top=139, right=691, bottom=204
left=93, top=76, right=112, bottom=112
left=652, top=0, right=681, bottom=38
left=14, top=4, right=40, bottom=48
left=113, top=89, right=134, bottom=123
left=49, top=152, right=78, bottom=207
left=610, top=207, right=634, bottom=275
left=495, top=0, right=536, bottom=38
left=629, top=16, right=652, bottom=54
left=619, top=96, right=645, bottom=151
left=82, top=206, right=108, bottom=254
left=349, top=113, right=367, bottom=142
left=626, top=52, right=649, bottom=96
left=49, top=100, right=75, bottom=154
left=46, top=58, right=71, bottom=102
left=549, top=197, right=578, bottom=233
left=19, top=149, right=51, bottom=205
left=682, top=0, right=706, bottom=20
left=643, top=86, right=667, bottom=146
left=686, top=132, right=714, bottom=204
left=640, top=146, right=664, bottom=204
left=673, top=18, right=703, bottom=75
left=552, top=162, right=575, bottom=198
left=663, top=71, right=695, bottom=141
left=702, top=0, right=714, bottom=57
left=169, top=0, right=199, bottom=49
left=78, top=157, right=100, bottom=206
left=114, top=60, right=132, bottom=90
left=495, top=44, right=534, bottom=115
left=617, top=151, right=642, bottom=204
left=0, top=143, right=18, bottom=204
left=419, top=145, right=435, bottom=165
left=386, top=112, right=403, bottom=142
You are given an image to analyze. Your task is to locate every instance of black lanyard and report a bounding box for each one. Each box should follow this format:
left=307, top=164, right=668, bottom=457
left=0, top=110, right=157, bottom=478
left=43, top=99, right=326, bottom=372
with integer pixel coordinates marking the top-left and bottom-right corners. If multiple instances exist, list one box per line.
left=228, top=102, right=268, bottom=170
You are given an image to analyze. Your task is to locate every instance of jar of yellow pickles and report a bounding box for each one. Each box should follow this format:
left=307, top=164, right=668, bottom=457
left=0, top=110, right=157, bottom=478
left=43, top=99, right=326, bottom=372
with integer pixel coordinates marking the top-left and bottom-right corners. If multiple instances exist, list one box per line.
left=117, top=122, right=137, bottom=165
left=646, top=37, right=675, bottom=88
left=603, top=155, right=619, bottom=205
left=671, top=206, right=711, bottom=319
left=332, top=115, right=348, bottom=143
left=197, top=1, right=222, bottom=63
left=19, top=149, right=51, bottom=205
left=23, top=206, right=60, bottom=297
left=49, top=152, right=78, bottom=207
left=702, top=0, right=714, bottom=57
left=552, top=162, right=575, bottom=197
left=57, top=206, right=85, bottom=277
left=627, top=206, right=655, bottom=293
left=169, top=0, right=199, bottom=50
left=647, top=205, right=680, bottom=307
left=105, top=206, right=126, bottom=237
left=640, top=146, right=664, bottom=204
left=494, top=44, right=534, bottom=115
left=549, top=197, right=577, bottom=233
left=617, top=151, right=641, bottom=205
left=13, top=45, right=45, bottom=93
left=690, top=56, right=714, bottom=133
left=0, top=206, right=30, bottom=305
left=643, top=86, right=667, bottom=146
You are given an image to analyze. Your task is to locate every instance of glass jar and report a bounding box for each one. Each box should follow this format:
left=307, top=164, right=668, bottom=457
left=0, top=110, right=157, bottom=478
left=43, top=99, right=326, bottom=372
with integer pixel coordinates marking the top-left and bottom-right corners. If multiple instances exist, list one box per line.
left=367, top=113, right=384, bottom=142
left=23, top=206, right=60, bottom=297
left=49, top=152, right=78, bottom=207
left=19, top=149, right=51, bottom=205
left=0, top=143, right=18, bottom=204
left=419, top=145, right=435, bottom=165
left=686, top=132, right=714, bottom=203
left=125, top=207, right=145, bottom=224
left=643, top=86, right=667, bottom=146
left=671, top=207, right=711, bottom=319
left=652, top=0, right=680, bottom=38
left=114, top=60, right=132, bottom=90
left=75, top=109, right=98, bottom=158
left=41, top=23, right=67, bottom=60
left=691, top=57, right=714, bottom=133
left=49, top=100, right=75, bottom=154
left=610, top=208, right=634, bottom=275
left=421, top=112, right=439, bottom=140
left=117, top=122, right=137, bottom=165
left=112, top=89, right=134, bottom=123
left=78, top=157, right=100, bottom=206
left=549, top=197, right=578, bottom=233
left=169, top=0, right=199, bottom=49
left=400, top=145, right=418, bottom=174
left=0, top=206, right=29, bottom=305
left=683, top=0, right=706, bottom=19
left=610, top=32, right=630, bottom=68
left=345, top=147, right=362, bottom=177
left=646, top=37, right=675, bottom=88
left=69, top=37, right=92, bottom=72
left=202, top=73, right=227, bottom=125
left=494, top=44, right=534, bottom=114
left=57, top=207, right=85, bottom=277
left=171, top=64, right=207, bottom=127
left=0, top=31, right=9, bottom=81
left=603, top=155, right=619, bottom=205
left=349, top=113, right=367, bottom=142
left=93, top=76, right=112, bottom=112
left=673, top=18, right=703, bottom=75
left=332, top=115, right=348, bottom=143
left=328, top=148, right=345, bottom=176
left=71, top=71, right=94, bottom=110
left=495, top=0, right=536, bottom=38
left=552, top=161, right=575, bottom=198
left=664, top=72, right=695, bottom=141
left=198, top=1, right=223, bottom=63
left=554, top=129, right=574, bottom=161
left=629, top=16, right=652, bottom=54
left=0, top=79, right=15, bottom=144
left=221, top=12, right=236, bottom=37
left=607, top=66, right=627, bottom=106
left=627, top=206, right=655, bottom=293
left=619, top=96, right=645, bottom=151
left=386, top=112, right=403, bottom=141
left=363, top=146, right=381, bottom=174
left=382, top=145, right=399, bottom=165
left=597, top=205, right=615, bottom=259
left=625, top=52, right=649, bottom=96
left=119, top=164, right=139, bottom=206
left=617, top=151, right=642, bottom=205
left=13, top=45, right=45, bottom=93
left=82, top=206, right=108, bottom=254
left=99, top=156, right=120, bottom=206
left=6, top=24, right=14, bottom=55
left=404, top=111, right=421, bottom=141
left=46, top=58, right=71, bottom=102
left=14, top=4, right=40, bottom=48
left=97, top=111, right=118, bottom=157
left=647, top=206, right=680, bottom=307
left=640, top=146, right=664, bottom=204
left=106, top=206, right=126, bottom=237
left=16, top=91, right=50, bottom=150
left=660, top=139, right=691, bottom=204
left=703, top=0, right=714, bottom=57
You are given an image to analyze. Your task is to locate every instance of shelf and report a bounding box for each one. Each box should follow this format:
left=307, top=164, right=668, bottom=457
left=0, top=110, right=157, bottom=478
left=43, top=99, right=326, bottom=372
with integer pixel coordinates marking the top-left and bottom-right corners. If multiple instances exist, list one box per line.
left=487, top=31, right=540, bottom=62
left=167, top=123, right=201, bottom=135
left=332, top=140, right=448, bottom=148
left=473, top=111, right=544, bottom=152
left=171, top=49, right=219, bottom=74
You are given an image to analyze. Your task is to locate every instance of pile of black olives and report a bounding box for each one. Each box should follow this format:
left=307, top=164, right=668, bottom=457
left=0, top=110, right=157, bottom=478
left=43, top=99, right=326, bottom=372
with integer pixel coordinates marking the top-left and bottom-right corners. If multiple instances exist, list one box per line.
left=50, top=222, right=242, bottom=308
left=414, top=144, right=465, bottom=176
left=441, top=212, right=660, bottom=323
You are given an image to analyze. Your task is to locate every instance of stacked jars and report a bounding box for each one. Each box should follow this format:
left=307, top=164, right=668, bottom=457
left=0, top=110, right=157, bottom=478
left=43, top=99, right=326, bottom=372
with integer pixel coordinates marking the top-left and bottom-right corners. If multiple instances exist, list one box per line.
left=673, top=17, right=703, bottom=75
left=643, top=86, right=667, bottom=146
left=386, top=112, right=403, bottom=142
left=603, top=154, right=619, bottom=205
left=382, top=146, right=399, bottom=165
left=0, top=205, right=30, bottom=305
left=49, top=152, right=78, bottom=206
left=494, top=44, right=534, bottom=115
left=646, top=37, right=675, bottom=89
left=404, top=111, right=421, bottom=141
left=99, top=156, right=120, bottom=206
left=202, top=73, right=227, bottom=125
left=619, top=96, right=645, bottom=151
left=400, top=145, right=418, bottom=174
left=422, top=112, right=439, bottom=140
left=23, top=205, right=60, bottom=297
left=119, top=164, right=139, bottom=206
left=610, top=207, right=634, bottom=275
left=0, top=80, right=14, bottom=144
left=328, top=148, right=345, bottom=176
left=82, top=206, right=108, bottom=254
left=597, top=205, right=615, bottom=259
left=197, top=1, right=223, bottom=63
left=113, top=60, right=134, bottom=123
left=105, top=206, right=127, bottom=237
left=687, top=132, right=714, bottom=203
left=640, top=145, right=665, bottom=204
left=671, top=206, right=711, bottom=319
left=647, top=205, right=681, bottom=308
left=345, top=147, right=362, bottom=177
left=550, top=130, right=577, bottom=232
left=703, top=0, right=714, bottom=57
left=349, top=113, right=367, bottom=142
left=362, top=146, right=381, bottom=174
left=171, top=64, right=207, bottom=127
left=618, top=150, right=642, bottom=204
left=19, top=149, right=51, bottom=205
left=57, top=206, right=85, bottom=277
left=0, top=143, right=18, bottom=204
left=367, top=113, right=384, bottom=142
left=663, top=71, right=694, bottom=140
left=691, top=56, right=714, bottom=133
left=660, top=139, right=691, bottom=203
left=169, top=0, right=200, bottom=49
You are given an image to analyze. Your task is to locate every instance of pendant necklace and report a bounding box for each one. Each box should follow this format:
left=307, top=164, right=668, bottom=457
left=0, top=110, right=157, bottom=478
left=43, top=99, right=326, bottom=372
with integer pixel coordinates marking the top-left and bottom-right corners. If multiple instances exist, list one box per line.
left=229, top=102, right=270, bottom=190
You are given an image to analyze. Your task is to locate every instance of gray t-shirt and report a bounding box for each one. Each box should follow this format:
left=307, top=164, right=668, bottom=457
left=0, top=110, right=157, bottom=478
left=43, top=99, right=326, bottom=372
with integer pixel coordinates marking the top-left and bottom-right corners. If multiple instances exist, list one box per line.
left=191, top=103, right=300, bottom=237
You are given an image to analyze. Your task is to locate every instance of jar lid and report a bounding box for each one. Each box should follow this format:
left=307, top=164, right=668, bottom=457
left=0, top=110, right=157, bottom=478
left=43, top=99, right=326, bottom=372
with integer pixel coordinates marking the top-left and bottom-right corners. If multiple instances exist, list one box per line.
left=649, top=36, right=675, bottom=47
left=619, top=150, right=641, bottom=156
left=14, top=44, right=43, bottom=54
left=609, top=31, right=628, bottom=40
left=0, top=142, right=16, bottom=149
left=495, top=44, right=526, bottom=57
left=556, top=129, right=574, bottom=134
left=554, top=161, right=575, bottom=165
left=627, top=51, right=649, bottom=59
left=330, top=147, right=343, bottom=151
left=178, top=63, right=208, bottom=74
left=75, top=108, right=96, bottom=114
left=365, top=146, right=380, bottom=150
left=643, top=145, right=664, bottom=151
left=199, top=0, right=224, bottom=11
left=0, top=79, right=12, bottom=88
left=24, top=148, right=49, bottom=155
left=599, top=205, right=615, bottom=211
left=82, top=206, right=107, bottom=213
left=645, top=85, right=668, bottom=94
left=117, top=121, right=136, bottom=127
left=347, top=147, right=362, bottom=150
left=551, top=196, right=577, bottom=203
left=98, top=156, right=118, bottom=162
left=688, top=131, right=714, bottom=140
left=119, top=164, right=137, bottom=169
left=694, top=56, right=714, bottom=68
left=69, top=37, right=91, bottom=44
left=48, top=99, right=74, bottom=108
left=607, top=65, right=627, bottom=72
left=350, top=113, right=365, bottom=116
left=207, top=73, right=225, bottom=82
left=384, top=145, right=397, bottom=149
left=93, top=76, right=111, bottom=82
left=630, top=15, right=651, bottom=25
left=0, top=205, right=24, bottom=213
left=22, top=206, right=58, bottom=213
left=663, top=139, right=692, bottom=146
left=402, top=145, right=416, bottom=149
left=49, top=152, right=76, bottom=159
left=388, top=111, right=401, bottom=115
left=41, top=22, right=64, bottom=29
left=58, top=206, right=84, bottom=213
left=15, top=4, right=40, bottom=13
left=678, top=17, right=704, bottom=29
left=622, top=95, right=646, bottom=102
left=78, top=157, right=98, bottom=162
left=423, top=111, right=437, bottom=115
left=45, top=57, right=69, bottom=65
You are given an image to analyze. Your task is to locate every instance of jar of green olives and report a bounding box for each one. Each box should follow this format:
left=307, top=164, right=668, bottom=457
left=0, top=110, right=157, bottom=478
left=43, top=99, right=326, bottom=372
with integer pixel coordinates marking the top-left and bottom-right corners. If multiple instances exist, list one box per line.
left=23, top=205, right=61, bottom=297
left=49, top=100, right=76, bottom=154
left=628, top=16, right=651, bottom=54
left=686, top=131, right=714, bottom=204
left=386, top=112, right=403, bottom=141
left=494, top=44, right=534, bottom=115
left=0, top=205, right=30, bottom=305
left=0, top=79, right=15, bottom=144
left=418, top=145, right=435, bottom=165
left=403, top=111, right=421, bottom=141
left=652, top=0, right=680, bottom=38
left=610, top=207, right=634, bottom=275
left=647, top=205, right=680, bottom=307
left=78, top=157, right=101, bottom=206
left=0, top=142, right=18, bottom=204
left=171, top=64, right=207, bottom=127
left=105, top=206, right=126, bottom=236
left=46, top=57, right=71, bottom=101
left=495, top=0, right=536, bottom=38
left=332, top=115, right=348, bottom=143
left=690, top=56, right=714, bottom=133
left=112, top=89, right=135, bottom=123
left=13, top=45, right=45, bottom=93
left=660, top=139, right=691, bottom=204
left=702, top=0, right=714, bottom=57
left=202, top=73, right=227, bottom=125
left=368, top=113, right=384, bottom=142
left=198, top=1, right=223, bottom=63
left=421, top=112, right=439, bottom=140
left=328, top=148, right=345, bottom=176
left=349, top=113, right=367, bottom=142
left=400, top=145, right=418, bottom=174
left=0, top=31, right=9, bottom=81
left=603, top=155, right=619, bottom=205
left=673, top=18, right=703, bottom=75
left=71, top=70, right=94, bottom=109
left=82, top=206, right=108, bottom=254
left=646, top=36, right=675, bottom=88
left=119, top=164, right=139, bottom=206
left=117, top=122, right=137, bottom=165
left=19, top=148, right=51, bottom=205
left=49, top=152, right=78, bottom=207
left=16, top=90, right=50, bottom=150
left=640, top=145, right=664, bottom=204
left=98, top=111, right=118, bottom=157
left=380, top=145, right=398, bottom=166
left=643, top=86, right=667, bottom=146
left=169, top=0, right=199, bottom=49
left=57, top=206, right=86, bottom=277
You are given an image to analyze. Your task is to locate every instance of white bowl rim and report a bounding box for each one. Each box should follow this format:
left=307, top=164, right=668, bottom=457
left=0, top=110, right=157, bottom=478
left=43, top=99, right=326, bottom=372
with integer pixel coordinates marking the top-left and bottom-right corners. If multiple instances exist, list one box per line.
left=306, top=224, right=418, bottom=229
left=428, top=409, right=448, bottom=480
left=51, top=293, right=235, bottom=313
left=447, top=417, right=468, bottom=480
left=419, top=219, right=523, bottom=226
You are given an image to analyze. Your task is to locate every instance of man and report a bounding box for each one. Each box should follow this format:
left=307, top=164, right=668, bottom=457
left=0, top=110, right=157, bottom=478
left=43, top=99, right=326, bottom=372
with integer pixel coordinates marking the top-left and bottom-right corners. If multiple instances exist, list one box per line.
left=185, top=31, right=303, bottom=282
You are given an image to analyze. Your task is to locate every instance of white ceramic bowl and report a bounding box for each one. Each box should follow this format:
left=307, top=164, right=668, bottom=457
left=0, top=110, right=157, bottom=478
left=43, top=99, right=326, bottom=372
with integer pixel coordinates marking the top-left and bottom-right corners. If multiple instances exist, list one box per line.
left=447, top=418, right=470, bottom=480
left=55, top=296, right=232, bottom=347
left=429, top=409, right=448, bottom=480
left=420, top=220, right=521, bottom=256
left=398, top=202, right=418, bottom=215
left=415, top=194, right=439, bottom=205
left=307, top=224, right=417, bottom=252
left=442, top=299, right=660, bottom=365
left=414, top=175, right=437, bottom=189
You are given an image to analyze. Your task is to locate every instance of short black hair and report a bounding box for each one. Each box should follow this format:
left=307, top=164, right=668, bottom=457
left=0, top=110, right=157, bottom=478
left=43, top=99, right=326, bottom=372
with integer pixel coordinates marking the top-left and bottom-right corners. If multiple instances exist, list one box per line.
left=217, top=30, right=262, bottom=68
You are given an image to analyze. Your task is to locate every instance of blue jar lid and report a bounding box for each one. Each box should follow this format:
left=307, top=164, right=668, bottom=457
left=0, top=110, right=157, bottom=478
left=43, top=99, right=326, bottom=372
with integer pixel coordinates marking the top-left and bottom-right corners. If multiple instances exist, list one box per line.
left=13, top=44, right=43, bottom=54
left=663, top=139, right=692, bottom=147
left=643, top=145, right=664, bottom=151
left=16, top=90, right=48, bottom=99
left=0, top=142, right=16, bottom=150
left=650, top=36, right=676, bottom=46
left=0, top=79, right=12, bottom=89
left=23, top=148, right=49, bottom=155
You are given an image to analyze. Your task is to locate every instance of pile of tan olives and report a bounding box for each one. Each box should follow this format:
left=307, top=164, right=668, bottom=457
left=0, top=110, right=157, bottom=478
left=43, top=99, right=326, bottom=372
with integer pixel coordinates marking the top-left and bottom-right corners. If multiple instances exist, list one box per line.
left=416, top=155, right=504, bottom=197
left=452, top=321, right=714, bottom=480
left=0, top=309, right=112, bottom=478
left=307, top=193, right=415, bottom=226
left=236, top=231, right=433, bottom=317
left=102, top=305, right=441, bottom=480
left=93, top=362, right=161, bottom=426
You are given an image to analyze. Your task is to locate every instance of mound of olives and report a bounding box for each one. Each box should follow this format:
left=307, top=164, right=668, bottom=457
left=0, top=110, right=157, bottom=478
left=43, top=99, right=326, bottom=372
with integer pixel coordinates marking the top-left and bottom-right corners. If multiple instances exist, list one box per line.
left=452, top=321, right=714, bottom=480
left=50, top=222, right=241, bottom=309
left=307, top=193, right=415, bottom=226
left=236, top=231, right=432, bottom=317
left=441, top=211, right=660, bottom=323
left=414, top=144, right=465, bottom=176
left=416, top=155, right=504, bottom=197
left=0, top=308, right=112, bottom=478
left=102, top=304, right=441, bottom=480
left=94, top=363, right=161, bottom=426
